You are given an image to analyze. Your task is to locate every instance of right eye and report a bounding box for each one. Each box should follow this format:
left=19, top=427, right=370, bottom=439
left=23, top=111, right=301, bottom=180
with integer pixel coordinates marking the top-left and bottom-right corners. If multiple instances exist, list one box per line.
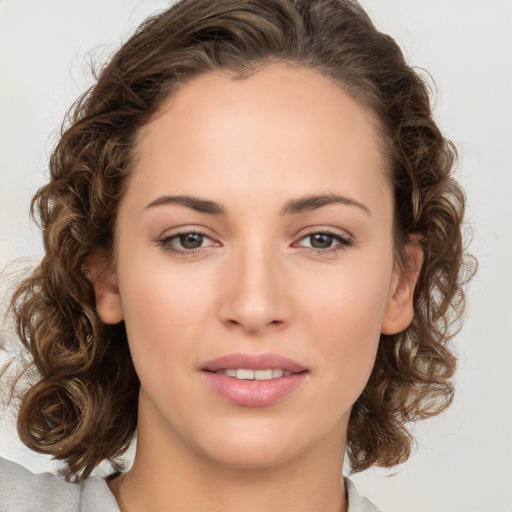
left=157, top=230, right=218, bottom=255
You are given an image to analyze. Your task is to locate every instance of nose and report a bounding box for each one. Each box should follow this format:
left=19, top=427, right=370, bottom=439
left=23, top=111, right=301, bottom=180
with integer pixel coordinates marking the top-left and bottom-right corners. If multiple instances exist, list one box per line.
left=218, top=243, right=293, bottom=335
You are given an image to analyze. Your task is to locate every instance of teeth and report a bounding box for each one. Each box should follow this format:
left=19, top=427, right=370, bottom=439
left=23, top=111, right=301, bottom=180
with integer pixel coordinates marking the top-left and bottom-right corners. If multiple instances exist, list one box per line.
left=255, top=369, right=273, bottom=380
left=216, top=368, right=289, bottom=380
left=237, top=369, right=255, bottom=380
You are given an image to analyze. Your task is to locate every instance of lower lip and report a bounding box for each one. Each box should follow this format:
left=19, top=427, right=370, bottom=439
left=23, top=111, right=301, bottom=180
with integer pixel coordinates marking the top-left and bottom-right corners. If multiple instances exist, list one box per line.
left=202, top=371, right=308, bottom=407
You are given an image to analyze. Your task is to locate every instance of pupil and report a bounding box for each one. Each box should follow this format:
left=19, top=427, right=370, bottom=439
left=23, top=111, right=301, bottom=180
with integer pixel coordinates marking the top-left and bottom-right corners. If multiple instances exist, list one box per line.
left=180, top=233, right=203, bottom=249
left=310, top=233, right=333, bottom=249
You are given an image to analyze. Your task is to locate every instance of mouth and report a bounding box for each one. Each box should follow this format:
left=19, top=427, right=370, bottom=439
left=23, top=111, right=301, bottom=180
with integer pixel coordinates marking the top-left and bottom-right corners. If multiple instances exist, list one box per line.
left=209, top=368, right=294, bottom=380
left=201, top=353, right=309, bottom=407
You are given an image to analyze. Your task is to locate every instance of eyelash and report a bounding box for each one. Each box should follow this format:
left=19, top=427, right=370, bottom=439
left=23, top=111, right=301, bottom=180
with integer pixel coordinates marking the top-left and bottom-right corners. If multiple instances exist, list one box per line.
left=156, top=228, right=353, bottom=256
left=156, top=229, right=215, bottom=256
left=294, top=229, right=353, bottom=253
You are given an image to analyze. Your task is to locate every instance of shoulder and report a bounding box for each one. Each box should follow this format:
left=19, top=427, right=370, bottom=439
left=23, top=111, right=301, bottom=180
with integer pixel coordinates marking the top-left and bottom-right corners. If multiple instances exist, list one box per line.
left=0, top=457, right=120, bottom=512
left=345, top=477, right=383, bottom=512
left=0, top=457, right=382, bottom=512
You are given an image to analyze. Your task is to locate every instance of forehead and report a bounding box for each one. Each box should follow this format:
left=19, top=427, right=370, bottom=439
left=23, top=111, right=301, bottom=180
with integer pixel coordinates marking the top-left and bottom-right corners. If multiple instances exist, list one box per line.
left=126, top=64, right=391, bottom=215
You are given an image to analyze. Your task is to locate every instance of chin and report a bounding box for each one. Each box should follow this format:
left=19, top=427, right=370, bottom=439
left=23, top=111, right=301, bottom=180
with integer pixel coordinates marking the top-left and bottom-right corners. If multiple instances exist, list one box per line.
left=191, top=419, right=324, bottom=471
left=203, top=441, right=299, bottom=470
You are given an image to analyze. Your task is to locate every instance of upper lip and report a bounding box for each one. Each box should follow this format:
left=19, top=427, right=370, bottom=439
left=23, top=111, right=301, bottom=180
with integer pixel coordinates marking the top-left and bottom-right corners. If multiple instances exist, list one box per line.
left=201, top=353, right=308, bottom=373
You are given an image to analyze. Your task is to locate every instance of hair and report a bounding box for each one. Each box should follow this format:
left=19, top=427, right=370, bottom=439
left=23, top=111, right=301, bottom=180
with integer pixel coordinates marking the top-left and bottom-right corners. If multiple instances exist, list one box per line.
left=6, top=0, right=474, bottom=481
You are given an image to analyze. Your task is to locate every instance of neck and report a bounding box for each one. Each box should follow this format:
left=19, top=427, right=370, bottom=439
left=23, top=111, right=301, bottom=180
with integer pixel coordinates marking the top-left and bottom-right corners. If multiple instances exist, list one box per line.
left=110, top=398, right=349, bottom=512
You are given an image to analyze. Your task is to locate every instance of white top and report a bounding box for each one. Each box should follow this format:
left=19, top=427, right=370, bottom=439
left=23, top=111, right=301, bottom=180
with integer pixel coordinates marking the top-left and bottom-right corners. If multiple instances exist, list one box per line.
left=0, top=456, right=382, bottom=511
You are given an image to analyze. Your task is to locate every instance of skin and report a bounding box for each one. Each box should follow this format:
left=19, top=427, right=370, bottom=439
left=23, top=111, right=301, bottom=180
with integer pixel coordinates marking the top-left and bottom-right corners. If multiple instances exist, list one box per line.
left=91, top=64, right=421, bottom=512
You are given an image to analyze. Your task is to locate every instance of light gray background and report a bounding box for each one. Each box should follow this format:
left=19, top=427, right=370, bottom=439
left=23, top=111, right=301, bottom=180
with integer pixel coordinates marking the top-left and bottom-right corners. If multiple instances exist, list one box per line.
left=1, top=1, right=511, bottom=511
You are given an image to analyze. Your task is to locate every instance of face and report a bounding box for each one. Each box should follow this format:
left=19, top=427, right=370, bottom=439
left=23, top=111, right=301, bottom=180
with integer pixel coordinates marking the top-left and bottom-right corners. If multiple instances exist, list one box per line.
left=93, top=64, right=418, bottom=471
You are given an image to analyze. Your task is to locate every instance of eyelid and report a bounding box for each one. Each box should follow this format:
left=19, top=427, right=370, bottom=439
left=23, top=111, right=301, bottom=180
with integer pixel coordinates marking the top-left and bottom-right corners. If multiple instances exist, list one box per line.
left=156, top=223, right=216, bottom=239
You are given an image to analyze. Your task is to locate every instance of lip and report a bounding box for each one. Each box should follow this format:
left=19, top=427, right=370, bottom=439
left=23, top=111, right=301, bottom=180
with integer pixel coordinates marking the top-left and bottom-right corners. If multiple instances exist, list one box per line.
left=201, top=353, right=309, bottom=407
left=201, top=353, right=308, bottom=373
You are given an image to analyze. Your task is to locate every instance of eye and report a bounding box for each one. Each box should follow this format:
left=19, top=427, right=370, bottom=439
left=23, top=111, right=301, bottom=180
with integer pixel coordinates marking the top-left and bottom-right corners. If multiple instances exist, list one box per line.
left=157, top=230, right=218, bottom=254
left=295, top=230, right=352, bottom=252
left=176, top=232, right=206, bottom=250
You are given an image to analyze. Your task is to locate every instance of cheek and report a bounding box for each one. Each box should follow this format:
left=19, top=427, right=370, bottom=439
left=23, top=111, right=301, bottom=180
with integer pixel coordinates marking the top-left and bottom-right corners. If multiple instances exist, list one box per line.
left=299, top=255, right=392, bottom=335
left=297, top=257, right=393, bottom=397
left=115, top=254, right=218, bottom=381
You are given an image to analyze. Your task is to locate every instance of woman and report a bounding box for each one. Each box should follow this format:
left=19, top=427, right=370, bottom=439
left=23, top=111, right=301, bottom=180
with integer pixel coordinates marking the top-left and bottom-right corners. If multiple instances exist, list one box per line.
left=0, top=0, right=472, bottom=510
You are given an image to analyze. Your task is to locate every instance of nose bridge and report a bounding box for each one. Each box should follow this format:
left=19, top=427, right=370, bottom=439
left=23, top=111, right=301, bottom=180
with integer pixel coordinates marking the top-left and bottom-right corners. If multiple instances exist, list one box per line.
left=219, top=234, right=291, bottom=333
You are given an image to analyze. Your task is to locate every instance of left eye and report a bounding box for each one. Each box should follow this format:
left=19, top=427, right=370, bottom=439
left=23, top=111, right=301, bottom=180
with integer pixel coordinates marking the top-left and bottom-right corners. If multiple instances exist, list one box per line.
left=296, top=232, right=351, bottom=250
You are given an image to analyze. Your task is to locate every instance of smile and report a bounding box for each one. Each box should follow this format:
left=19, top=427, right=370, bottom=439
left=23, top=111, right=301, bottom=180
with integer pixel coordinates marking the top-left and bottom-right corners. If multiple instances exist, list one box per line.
left=214, top=369, right=291, bottom=380
left=201, top=353, right=309, bottom=407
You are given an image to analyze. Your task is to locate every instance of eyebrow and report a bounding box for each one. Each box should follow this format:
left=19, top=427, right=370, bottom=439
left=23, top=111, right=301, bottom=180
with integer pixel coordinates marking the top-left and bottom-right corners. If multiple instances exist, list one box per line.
left=144, top=193, right=371, bottom=216
left=145, top=195, right=227, bottom=215
left=280, top=194, right=371, bottom=216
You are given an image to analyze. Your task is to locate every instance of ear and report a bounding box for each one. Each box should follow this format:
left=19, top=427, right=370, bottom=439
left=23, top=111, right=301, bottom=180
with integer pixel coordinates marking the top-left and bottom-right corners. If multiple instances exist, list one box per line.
left=87, top=250, right=124, bottom=324
left=381, top=238, right=423, bottom=335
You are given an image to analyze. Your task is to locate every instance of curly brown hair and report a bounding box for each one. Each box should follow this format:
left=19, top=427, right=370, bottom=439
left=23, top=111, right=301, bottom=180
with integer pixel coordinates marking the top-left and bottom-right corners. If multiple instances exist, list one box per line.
left=7, top=0, right=474, bottom=481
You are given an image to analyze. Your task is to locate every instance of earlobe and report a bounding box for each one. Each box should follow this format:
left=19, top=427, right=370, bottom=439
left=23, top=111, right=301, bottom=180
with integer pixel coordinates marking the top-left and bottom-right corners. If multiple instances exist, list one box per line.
left=381, top=240, right=423, bottom=335
left=87, top=251, right=124, bottom=325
